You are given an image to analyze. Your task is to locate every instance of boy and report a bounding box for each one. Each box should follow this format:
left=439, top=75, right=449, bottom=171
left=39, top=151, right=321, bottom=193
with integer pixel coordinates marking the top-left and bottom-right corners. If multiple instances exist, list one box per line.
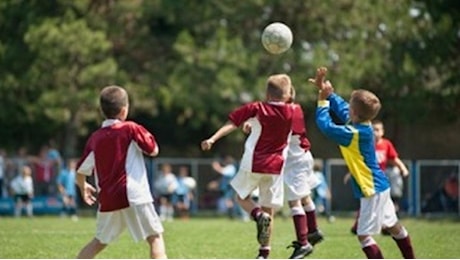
left=75, top=86, right=166, bottom=259
left=243, top=87, right=324, bottom=259
left=57, top=159, right=78, bottom=221
left=310, top=67, right=415, bottom=259
left=201, top=74, right=294, bottom=259
left=10, top=165, right=34, bottom=217
left=349, top=119, right=410, bottom=233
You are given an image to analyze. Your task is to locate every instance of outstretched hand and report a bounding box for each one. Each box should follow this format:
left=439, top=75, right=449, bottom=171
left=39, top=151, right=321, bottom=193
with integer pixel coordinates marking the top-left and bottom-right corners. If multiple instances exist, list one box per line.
left=308, top=67, right=328, bottom=89
left=308, top=67, right=334, bottom=100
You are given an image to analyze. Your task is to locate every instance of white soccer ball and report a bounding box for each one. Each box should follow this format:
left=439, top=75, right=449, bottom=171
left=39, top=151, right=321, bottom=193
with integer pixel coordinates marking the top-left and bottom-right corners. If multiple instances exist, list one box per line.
left=261, top=22, right=293, bottom=54
left=183, top=177, right=196, bottom=190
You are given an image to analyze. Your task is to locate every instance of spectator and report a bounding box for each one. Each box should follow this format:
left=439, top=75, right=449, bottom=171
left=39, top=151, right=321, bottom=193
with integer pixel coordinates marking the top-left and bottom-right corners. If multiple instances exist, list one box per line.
left=311, top=163, right=335, bottom=223
left=154, top=163, right=178, bottom=221
left=211, top=155, right=240, bottom=219
left=30, top=145, right=55, bottom=196
left=174, top=166, right=196, bottom=220
left=57, top=159, right=78, bottom=221
left=0, top=149, right=6, bottom=198
left=10, top=165, right=34, bottom=217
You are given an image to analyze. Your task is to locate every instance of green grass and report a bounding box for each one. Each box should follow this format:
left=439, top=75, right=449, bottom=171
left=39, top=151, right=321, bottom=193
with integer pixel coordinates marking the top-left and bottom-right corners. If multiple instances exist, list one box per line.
left=0, top=215, right=459, bottom=258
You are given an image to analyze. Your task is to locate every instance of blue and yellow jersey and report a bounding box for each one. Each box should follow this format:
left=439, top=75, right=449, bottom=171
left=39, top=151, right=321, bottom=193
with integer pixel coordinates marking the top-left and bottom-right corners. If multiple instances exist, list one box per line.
left=315, top=93, right=390, bottom=198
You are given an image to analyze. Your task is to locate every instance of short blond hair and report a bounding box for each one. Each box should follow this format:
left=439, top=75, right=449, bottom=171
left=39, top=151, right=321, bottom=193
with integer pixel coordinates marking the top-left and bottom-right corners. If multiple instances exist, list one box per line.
left=350, top=89, right=381, bottom=121
left=266, top=74, right=292, bottom=101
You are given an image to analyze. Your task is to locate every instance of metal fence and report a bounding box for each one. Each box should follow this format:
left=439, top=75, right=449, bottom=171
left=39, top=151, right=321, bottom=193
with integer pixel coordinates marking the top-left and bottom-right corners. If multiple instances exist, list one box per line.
left=150, top=157, right=460, bottom=217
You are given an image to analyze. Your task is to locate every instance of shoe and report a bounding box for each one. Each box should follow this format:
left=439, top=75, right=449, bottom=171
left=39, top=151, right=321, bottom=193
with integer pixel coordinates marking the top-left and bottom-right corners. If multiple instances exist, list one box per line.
left=256, top=212, right=271, bottom=245
left=287, top=241, right=313, bottom=259
left=307, top=230, right=324, bottom=246
left=256, top=255, right=267, bottom=259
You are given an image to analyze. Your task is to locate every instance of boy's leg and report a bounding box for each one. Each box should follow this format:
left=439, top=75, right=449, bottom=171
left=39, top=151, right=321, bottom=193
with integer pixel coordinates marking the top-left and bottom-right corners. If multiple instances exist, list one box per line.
left=76, top=238, right=107, bottom=259
left=288, top=200, right=313, bottom=259
left=358, top=235, right=384, bottom=259
left=302, top=196, right=324, bottom=245
left=146, top=234, right=167, bottom=259
left=386, top=223, right=415, bottom=259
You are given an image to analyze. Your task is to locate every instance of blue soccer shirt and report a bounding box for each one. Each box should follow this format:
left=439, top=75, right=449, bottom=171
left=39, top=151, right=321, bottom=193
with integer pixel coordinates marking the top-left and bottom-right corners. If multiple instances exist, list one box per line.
left=316, top=93, right=390, bottom=198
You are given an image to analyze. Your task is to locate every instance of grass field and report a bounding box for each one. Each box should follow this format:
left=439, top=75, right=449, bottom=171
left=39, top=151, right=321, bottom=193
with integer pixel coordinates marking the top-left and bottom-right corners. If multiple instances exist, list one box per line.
left=0, top=215, right=459, bottom=259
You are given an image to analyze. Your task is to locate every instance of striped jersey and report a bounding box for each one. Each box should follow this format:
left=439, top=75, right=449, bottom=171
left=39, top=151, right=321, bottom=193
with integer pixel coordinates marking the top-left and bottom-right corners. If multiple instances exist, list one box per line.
left=76, top=119, right=157, bottom=212
left=315, top=93, right=390, bottom=198
left=228, top=101, right=293, bottom=175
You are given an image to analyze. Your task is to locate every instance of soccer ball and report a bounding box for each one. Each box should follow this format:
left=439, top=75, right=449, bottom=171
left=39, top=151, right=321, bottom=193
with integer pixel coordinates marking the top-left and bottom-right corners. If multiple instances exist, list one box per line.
left=261, top=22, right=293, bottom=54
left=183, top=177, right=196, bottom=190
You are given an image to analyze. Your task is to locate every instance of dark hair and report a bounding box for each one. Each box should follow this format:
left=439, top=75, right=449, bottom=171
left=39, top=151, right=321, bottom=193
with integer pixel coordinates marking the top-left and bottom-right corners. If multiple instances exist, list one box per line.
left=350, top=89, right=381, bottom=121
left=99, top=86, right=128, bottom=119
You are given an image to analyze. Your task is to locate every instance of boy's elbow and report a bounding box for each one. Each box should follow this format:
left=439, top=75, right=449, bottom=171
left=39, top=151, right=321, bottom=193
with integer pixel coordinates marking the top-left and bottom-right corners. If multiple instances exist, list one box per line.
left=149, top=146, right=159, bottom=157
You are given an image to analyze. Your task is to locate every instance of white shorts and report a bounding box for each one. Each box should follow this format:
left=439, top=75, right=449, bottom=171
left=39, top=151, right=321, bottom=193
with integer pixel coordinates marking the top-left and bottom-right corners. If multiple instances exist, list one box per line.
left=284, top=150, right=320, bottom=201
left=95, top=203, right=164, bottom=244
left=230, top=170, right=284, bottom=209
left=357, top=189, right=398, bottom=235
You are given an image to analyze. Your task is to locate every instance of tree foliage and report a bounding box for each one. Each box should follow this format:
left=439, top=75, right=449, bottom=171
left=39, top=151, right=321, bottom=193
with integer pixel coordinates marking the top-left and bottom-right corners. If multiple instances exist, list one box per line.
left=0, top=0, right=458, bottom=157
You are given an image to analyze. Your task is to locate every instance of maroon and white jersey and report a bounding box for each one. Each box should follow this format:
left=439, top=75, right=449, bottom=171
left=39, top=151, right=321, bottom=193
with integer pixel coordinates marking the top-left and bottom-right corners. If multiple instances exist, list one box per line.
left=287, top=103, right=311, bottom=158
left=76, top=119, right=158, bottom=212
left=229, top=101, right=293, bottom=175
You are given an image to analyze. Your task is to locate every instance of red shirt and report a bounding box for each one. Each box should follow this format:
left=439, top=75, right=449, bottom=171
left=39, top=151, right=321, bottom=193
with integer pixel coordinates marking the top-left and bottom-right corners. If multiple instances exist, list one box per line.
left=76, top=120, right=158, bottom=212
left=375, top=138, right=398, bottom=171
left=290, top=103, right=311, bottom=152
left=228, top=101, right=293, bottom=174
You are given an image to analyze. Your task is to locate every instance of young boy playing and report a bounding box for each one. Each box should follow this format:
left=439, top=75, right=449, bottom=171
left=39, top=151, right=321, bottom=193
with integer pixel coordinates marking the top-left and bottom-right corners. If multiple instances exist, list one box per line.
left=75, top=85, right=167, bottom=259
left=201, top=74, right=294, bottom=259
left=310, top=67, right=415, bottom=259
left=350, top=119, right=410, bottom=233
left=243, top=87, right=324, bottom=259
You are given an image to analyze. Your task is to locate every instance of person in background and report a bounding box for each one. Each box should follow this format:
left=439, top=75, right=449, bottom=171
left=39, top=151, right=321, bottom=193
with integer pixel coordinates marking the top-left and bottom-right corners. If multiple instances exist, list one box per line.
left=311, top=66, right=415, bottom=259
left=311, top=163, right=335, bottom=223
left=57, top=159, right=78, bottom=221
left=0, top=149, right=6, bottom=198
left=154, top=163, right=178, bottom=222
left=211, top=155, right=239, bottom=219
left=174, top=166, right=196, bottom=220
left=10, top=165, right=34, bottom=217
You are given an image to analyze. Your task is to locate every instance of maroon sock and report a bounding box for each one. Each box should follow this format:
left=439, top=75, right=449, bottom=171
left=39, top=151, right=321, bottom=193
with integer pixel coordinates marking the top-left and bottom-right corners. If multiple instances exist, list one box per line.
left=393, top=236, right=415, bottom=259
left=305, top=210, right=318, bottom=233
left=362, top=244, right=384, bottom=259
left=259, top=248, right=270, bottom=258
left=293, top=214, right=308, bottom=245
left=251, top=207, right=262, bottom=221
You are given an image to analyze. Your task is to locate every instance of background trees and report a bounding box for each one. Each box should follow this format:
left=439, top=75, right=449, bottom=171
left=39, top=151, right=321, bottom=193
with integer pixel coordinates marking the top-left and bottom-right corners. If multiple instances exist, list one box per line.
left=0, top=0, right=459, bottom=159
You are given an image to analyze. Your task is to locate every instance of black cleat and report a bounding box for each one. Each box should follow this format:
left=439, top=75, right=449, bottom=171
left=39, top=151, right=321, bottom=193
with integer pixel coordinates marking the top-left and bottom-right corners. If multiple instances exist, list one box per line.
left=287, top=241, right=313, bottom=259
left=256, top=212, right=271, bottom=245
left=307, top=230, right=324, bottom=246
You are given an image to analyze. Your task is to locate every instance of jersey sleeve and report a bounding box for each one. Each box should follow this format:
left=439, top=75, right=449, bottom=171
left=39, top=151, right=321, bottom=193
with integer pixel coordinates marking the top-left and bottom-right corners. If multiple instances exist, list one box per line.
left=131, top=122, right=158, bottom=155
left=385, top=139, right=399, bottom=160
left=228, top=103, right=258, bottom=127
left=76, top=139, right=95, bottom=176
left=328, top=93, right=350, bottom=124
left=316, top=100, right=353, bottom=146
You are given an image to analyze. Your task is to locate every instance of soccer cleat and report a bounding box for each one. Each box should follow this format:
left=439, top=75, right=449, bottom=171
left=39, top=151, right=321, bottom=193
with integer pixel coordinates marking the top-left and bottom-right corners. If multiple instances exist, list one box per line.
left=287, top=241, right=313, bottom=259
left=256, top=255, right=267, bottom=259
left=307, top=230, right=324, bottom=246
left=256, top=212, right=271, bottom=245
